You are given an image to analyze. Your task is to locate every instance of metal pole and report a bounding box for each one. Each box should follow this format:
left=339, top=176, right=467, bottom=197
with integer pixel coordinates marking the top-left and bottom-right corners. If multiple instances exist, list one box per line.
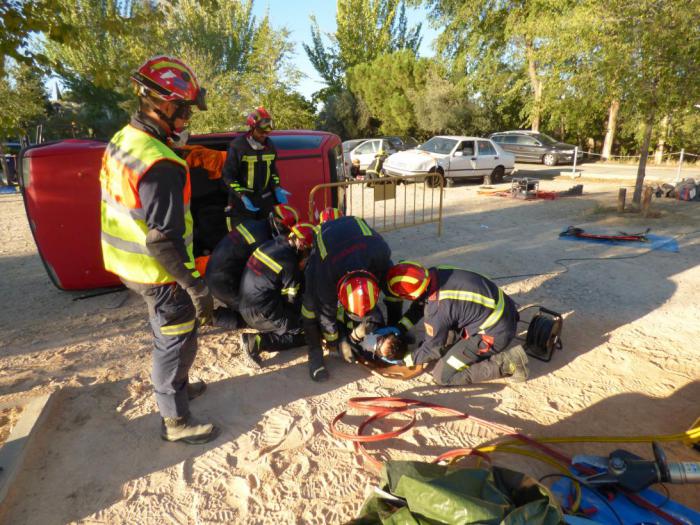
left=675, top=148, right=685, bottom=184
left=572, top=146, right=578, bottom=175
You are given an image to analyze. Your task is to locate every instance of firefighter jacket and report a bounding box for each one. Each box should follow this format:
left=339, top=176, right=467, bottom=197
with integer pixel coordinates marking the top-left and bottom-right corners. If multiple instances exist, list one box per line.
left=205, top=219, right=271, bottom=304
left=239, top=237, right=303, bottom=317
left=400, top=267, right=518, bottom=366
left=301, top=216, right=400, bottom=348
left=100, top=117, right=197, bottom=285
left=221, top=133, right=280, bottom=207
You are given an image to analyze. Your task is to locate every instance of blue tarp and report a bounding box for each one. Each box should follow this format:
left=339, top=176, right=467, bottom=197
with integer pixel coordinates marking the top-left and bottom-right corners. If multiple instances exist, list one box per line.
left=0, top=185, right=19, bottom=194
left=559, top=231, right=679, bottom=252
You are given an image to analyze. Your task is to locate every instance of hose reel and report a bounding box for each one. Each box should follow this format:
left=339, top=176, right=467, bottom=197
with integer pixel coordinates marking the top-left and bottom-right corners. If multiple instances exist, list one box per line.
left=519, top=306, right=563, bottom=362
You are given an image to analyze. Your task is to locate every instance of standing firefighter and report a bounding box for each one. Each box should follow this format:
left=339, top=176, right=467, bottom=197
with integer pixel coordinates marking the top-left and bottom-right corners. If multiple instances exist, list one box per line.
left=100, top=56, right=217, bottom=444
left=221, top=106, right=291, bottom=222
left=238, top=223, right=316, bottom=367
left=301, top=216, right=402, bottom=381
left=387, top=262, right=529, bottom=386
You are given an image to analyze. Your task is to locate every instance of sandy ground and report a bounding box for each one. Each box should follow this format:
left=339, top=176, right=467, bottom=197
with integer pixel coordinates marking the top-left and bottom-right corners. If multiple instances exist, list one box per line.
left=1, top=176, right=700, bottom=524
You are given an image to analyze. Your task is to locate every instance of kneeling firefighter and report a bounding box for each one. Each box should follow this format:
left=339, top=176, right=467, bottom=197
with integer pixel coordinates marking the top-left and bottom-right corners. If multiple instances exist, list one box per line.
left=386, top=262, right=529, bottom=385
left=205, top=204, right=299, bottom=328
left=301, top=216, right=402, bottom=382
left=238, top=223, right=316, bottom=367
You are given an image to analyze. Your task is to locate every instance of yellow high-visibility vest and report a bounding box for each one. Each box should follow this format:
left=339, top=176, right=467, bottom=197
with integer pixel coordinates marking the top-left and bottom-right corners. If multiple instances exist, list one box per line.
left=100, top=124, right=195, bottom=284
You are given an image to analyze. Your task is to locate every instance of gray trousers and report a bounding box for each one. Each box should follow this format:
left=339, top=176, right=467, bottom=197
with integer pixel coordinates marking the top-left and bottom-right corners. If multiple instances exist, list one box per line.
left=125, top=280, right=197, bottom=418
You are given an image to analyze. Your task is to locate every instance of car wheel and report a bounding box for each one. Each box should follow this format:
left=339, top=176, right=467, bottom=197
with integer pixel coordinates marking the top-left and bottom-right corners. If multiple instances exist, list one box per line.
left=426, top=169, right=444, bottom=188
left=543, top=153, right=557, bottom=166
left=490, top=166, right=505, bottom=184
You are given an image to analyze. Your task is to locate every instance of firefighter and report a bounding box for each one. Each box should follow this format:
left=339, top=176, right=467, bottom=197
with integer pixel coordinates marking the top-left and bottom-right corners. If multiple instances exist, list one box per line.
left=100, top=56, right=216, bottom=444
left=386, top=261, right=529, bottom=386
left=365, top=147, right=388, bottom=180
left=221, top=106, right=291, bottom=222
left=205, top=204, right=299, bottom=328
left=301, top=215, right=402, bottom=382
left=238, top=223, right=316, bottom=367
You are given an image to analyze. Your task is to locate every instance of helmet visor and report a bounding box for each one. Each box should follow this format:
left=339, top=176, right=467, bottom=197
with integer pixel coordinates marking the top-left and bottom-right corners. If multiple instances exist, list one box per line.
left=256, top=117, right=273, bottom=131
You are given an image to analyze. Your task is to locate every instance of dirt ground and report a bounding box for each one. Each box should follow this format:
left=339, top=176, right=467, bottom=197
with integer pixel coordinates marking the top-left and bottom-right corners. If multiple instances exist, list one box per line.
left=1, top=176, right=699, bottom=524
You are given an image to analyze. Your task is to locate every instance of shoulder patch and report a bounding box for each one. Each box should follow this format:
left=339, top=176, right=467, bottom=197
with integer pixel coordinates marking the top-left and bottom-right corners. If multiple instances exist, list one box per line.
left=425, top=322, right=434, bottom=337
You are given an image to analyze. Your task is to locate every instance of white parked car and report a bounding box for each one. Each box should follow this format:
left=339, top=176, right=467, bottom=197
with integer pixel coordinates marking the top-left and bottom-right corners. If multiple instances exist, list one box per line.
left=382, top=135, right=515, bottom=185
left=342, top=138, right=401, bottom=175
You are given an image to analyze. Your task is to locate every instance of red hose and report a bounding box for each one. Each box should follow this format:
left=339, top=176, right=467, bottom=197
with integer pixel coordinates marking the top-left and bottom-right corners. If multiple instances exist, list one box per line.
left=330, top=396, right=686, bottom=525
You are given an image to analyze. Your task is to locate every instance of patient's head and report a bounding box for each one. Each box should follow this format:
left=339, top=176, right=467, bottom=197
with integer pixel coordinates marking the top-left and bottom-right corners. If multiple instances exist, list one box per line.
left=378, top=334, right=406, bottom=360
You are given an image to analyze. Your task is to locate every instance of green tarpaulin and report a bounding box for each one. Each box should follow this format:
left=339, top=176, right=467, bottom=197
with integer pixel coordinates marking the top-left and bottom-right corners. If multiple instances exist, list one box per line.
left=348, top=461, right=564, bottom=525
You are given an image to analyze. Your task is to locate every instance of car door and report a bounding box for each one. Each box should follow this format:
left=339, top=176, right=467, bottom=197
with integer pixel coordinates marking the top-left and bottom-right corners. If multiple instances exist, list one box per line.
left=516, top=135, right=543, bottom=162
left=499, top=135, right=521, bottom=160
left=351, top=140, right=378, bottom=171
left=476, top=140, right=499, bottom=176
left=447, top=140, right=478, bottom=179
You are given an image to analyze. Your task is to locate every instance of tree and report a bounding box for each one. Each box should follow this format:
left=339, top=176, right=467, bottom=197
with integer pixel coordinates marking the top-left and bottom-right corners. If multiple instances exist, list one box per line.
left=419, top=0, right=573, bottom=133
left=584, top=0, right=700, bottom=204
left=347, top=50, right=428, bottom=136
left=304, top=0, right=421, bottom=104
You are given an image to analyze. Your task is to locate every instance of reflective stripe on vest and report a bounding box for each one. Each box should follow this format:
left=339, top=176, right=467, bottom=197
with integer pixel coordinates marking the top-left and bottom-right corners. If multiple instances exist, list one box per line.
left=100, top=124, right=194, bottom=284
left=438, top=287, right=505, bottom=331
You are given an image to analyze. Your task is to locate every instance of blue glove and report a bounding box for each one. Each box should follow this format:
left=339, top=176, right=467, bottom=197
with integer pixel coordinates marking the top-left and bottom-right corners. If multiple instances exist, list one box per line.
left=241, top=195, right=259, bottom=212
left=374, top=326, right=401, bottom=337
left=274, top=187, right=291, bottom=204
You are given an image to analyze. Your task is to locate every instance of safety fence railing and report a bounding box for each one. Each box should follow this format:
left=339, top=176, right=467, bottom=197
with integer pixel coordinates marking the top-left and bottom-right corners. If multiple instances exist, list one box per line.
left=308, top=173, right=444, bottom=236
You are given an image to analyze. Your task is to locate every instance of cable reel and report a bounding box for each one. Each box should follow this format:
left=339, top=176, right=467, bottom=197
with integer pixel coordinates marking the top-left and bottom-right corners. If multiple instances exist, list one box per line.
left=519, top=306, right=563, bottom=362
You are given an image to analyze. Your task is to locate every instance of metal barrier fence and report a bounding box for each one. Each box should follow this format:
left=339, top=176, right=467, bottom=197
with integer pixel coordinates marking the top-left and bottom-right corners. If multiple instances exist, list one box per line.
left=308, top=173, right=444, bottom=236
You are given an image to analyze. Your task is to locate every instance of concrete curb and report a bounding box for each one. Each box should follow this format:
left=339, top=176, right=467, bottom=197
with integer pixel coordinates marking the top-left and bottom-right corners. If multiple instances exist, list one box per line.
left=0, top=392, right=57, bottom=519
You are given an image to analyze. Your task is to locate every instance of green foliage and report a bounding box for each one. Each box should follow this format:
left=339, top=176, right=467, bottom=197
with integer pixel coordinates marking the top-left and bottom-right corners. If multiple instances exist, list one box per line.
left=316, top=89, right=376, bottom=139
left=348, top=50, right=428, bottom=136
left=304, top=0, right=422, bottom=103
left=0, top=61, right=49, bottom=139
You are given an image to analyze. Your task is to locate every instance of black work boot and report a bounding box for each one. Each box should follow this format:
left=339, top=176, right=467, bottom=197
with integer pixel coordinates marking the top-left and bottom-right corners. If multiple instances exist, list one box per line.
left=161, top=414, right=218, bottom=444
left=240, top=333, right=263, bottom=369
left=309, top=348, right=329, bottom=382
left=493, top=345, right=529, bottom=382
left=187, top=378, right=207, bottom=401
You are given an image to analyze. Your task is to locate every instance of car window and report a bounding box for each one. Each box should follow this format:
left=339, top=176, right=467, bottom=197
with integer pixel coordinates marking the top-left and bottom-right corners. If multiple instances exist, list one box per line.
left=503, top=135, right=518, bottom=144
left=478, top=141, right=497, bottom=156
left=457, top=140, right=475, bottom=156
left=342, top=139, right=364, bottom=151
left=418, top=137, right=458, bottom=155
left=269, top=135, right=324, bottom=150
left=491, top=135, right=504, bottom=143
left=354, top=141, right=376, bottom=154
left=530, top=132, right=557, bottom=145
left=516, top=135, right=539, bottom=146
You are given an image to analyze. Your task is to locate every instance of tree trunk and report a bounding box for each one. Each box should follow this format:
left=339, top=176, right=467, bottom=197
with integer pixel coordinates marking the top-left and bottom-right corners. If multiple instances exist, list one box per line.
left=633, top=111, right=655, bottom=205
left=525, top=40, right=542, bottom=133
left=653, top=115, right=670, bottom=164
left=0, top=143, right=9, bottom=186
left=601, top=99, right=620, bottom=160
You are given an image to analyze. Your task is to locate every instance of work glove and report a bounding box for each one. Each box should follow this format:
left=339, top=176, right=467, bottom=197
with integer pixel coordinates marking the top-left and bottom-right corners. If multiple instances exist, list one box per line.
left=241, top=195, right=260, bottom=212
left=338, top=336, right=356, bottom=363
left=274, top=187, right=291, bottom=204
left=186, top=279, right=214, bottom=326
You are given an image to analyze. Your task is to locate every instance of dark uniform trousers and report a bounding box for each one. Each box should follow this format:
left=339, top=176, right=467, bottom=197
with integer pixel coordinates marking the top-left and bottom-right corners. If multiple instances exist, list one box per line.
left=430, top=304, right=518, bottom=386
left=125, top=280, right=197, bottom=418
left=241, top=302, right=306, bottom=351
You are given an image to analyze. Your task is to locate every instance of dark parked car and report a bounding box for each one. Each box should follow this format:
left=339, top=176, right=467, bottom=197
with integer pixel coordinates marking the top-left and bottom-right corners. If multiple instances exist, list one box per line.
left=489, top=130, right=582, bottom=166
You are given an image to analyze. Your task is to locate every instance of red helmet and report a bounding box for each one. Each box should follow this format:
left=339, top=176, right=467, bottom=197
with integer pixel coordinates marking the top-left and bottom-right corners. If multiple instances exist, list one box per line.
left=289, top=223, right=315, bottom=250
left=337, top=270, right=380, bottom=317
left=319, top=207, right=343, bottom=224
left=131, top=55, right=207, bottom=110
left=246, top=106, right=273, bottom=130
left=272, top=204, right=299, bottom=229
left=386, top=261, right=430, bottom=300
